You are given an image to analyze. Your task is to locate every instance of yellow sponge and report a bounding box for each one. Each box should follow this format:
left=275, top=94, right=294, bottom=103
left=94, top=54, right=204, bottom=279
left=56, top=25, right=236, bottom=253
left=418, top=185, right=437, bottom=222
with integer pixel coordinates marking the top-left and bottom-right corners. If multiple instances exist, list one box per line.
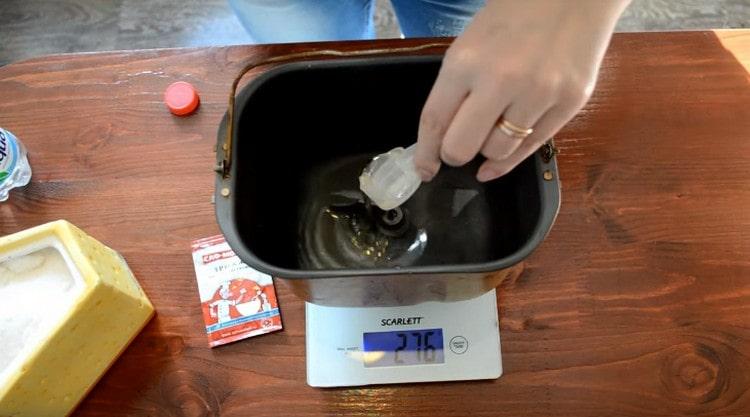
left=0, top=220, right=154, bottom=417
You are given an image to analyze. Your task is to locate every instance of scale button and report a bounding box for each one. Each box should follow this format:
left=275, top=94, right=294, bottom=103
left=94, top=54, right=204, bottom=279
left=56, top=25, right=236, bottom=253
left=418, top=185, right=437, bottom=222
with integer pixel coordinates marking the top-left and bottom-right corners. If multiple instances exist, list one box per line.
left=449, top=336, right=469, bottom=354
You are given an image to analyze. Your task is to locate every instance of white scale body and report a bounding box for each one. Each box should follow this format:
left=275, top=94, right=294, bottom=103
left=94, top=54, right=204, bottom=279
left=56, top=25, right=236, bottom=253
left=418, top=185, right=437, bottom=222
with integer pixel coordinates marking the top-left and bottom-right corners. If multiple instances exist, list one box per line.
left=306, top=289, right=502, bottom=387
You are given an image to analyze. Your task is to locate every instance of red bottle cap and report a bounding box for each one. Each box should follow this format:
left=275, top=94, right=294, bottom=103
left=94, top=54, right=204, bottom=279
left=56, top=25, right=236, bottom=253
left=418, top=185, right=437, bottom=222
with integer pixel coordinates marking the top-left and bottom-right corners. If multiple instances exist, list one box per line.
left=164, top=81, right=200, bottom=116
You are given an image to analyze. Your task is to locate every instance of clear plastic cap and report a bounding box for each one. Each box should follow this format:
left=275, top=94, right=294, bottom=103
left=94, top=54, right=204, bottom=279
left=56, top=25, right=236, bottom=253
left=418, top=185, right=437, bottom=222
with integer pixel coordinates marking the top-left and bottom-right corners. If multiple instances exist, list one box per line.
left=359, top=143, right=422, bottom=211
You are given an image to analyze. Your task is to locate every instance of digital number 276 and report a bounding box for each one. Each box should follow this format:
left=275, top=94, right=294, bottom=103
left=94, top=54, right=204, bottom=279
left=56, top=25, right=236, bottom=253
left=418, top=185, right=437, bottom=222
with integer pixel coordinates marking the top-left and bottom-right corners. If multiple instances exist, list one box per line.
left=394, top=331, right=436, bottom=363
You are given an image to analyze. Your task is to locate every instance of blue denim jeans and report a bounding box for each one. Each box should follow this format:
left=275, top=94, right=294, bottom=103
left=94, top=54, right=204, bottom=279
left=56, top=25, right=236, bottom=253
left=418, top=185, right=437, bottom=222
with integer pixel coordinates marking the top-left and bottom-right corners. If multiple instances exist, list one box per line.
left=228, top=0, right=486, bottom=43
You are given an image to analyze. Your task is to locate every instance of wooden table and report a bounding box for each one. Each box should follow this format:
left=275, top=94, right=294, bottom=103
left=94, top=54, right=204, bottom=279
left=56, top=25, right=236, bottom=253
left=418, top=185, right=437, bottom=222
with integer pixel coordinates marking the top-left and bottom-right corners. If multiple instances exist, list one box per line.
left=1, top=31, right=749, bottom=417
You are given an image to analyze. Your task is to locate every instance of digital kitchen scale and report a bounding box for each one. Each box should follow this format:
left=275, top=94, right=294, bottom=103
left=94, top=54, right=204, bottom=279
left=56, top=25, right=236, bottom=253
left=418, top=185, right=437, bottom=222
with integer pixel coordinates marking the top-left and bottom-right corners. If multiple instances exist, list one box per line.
left=305, top=289, right=502, bottom=387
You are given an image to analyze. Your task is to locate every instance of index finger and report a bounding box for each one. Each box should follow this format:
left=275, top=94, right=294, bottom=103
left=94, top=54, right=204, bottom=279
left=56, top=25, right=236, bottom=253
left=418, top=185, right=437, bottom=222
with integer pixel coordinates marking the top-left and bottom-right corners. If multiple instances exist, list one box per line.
left=414, top=68, right=469, bottom=181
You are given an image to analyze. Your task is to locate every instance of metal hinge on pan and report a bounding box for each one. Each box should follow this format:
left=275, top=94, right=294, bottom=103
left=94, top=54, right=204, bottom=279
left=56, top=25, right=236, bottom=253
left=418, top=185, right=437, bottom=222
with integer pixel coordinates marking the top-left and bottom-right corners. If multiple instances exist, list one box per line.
left=540, top=140, right=558, bottom=163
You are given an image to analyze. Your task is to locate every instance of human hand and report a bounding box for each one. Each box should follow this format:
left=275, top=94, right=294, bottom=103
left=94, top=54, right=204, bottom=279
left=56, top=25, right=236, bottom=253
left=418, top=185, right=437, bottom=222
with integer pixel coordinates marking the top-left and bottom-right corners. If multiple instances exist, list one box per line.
left=413, top=0, right=631, bottom=182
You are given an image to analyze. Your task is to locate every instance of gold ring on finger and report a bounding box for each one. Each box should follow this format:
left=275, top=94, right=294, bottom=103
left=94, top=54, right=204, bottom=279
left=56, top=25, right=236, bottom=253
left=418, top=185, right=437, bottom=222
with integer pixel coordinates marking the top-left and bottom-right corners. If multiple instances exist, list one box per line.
left=498, top=118, right=533, bottom=139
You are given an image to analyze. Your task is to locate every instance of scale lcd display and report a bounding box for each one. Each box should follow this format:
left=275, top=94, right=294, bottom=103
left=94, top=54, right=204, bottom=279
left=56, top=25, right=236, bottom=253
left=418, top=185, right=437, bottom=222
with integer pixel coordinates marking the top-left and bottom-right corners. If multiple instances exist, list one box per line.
left=363, top=328, right=445, bottom=368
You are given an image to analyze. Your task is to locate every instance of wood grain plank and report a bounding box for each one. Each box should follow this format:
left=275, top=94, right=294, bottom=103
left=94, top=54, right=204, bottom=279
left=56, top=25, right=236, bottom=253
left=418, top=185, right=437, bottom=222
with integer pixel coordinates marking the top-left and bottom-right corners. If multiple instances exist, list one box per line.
left=0, top=32, right=749, bottom=417
left=0, top=0, right=120, bottom=65
left=617, top=0, right=750, bottom=31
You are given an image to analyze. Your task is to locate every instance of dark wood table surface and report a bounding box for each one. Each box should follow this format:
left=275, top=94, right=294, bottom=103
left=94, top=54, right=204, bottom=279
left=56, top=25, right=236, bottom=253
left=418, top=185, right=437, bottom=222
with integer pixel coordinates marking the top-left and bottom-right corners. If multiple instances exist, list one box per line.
left=1, top=31, right=749, bottom=417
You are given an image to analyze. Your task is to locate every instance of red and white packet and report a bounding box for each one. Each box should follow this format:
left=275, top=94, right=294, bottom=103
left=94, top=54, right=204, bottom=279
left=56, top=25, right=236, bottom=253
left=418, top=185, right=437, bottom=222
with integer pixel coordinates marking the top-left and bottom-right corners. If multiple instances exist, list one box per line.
left=191, top=235, right=283, bottom=347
